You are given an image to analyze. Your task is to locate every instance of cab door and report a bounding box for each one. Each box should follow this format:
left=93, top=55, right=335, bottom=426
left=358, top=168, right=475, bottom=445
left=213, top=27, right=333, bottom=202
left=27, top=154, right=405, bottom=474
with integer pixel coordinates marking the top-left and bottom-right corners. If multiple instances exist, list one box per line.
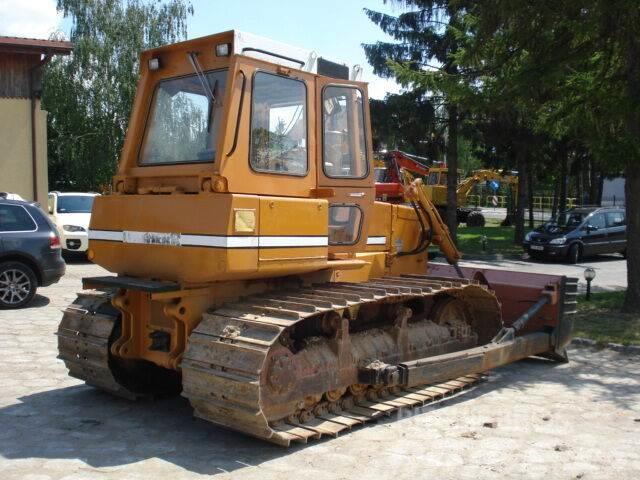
left=316, top=78, right=374, bottom=255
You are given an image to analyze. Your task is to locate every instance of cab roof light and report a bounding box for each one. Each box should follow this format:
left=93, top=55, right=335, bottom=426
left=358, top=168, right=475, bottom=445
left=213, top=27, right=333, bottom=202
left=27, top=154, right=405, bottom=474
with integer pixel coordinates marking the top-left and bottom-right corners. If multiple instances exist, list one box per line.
left=148, top=58, right=161, bottom=70
left=215, top=43, right=231, bottom=57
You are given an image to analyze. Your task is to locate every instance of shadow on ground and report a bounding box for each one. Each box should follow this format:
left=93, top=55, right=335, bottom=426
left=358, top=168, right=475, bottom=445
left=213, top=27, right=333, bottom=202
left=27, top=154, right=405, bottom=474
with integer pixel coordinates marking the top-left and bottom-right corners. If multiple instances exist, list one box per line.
left=0, top=385, right=292, bottom=475
left=0, top=348, right=637, bottom=475
left=25, top=294, right=50, bottom=308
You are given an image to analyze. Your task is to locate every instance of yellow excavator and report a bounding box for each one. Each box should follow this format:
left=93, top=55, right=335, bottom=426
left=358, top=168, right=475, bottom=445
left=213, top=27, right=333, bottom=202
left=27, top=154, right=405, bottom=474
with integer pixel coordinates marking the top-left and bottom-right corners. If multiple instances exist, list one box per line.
left=57, top=31, right=577, bottom=446
left=424, top=167, right=519, bottom=226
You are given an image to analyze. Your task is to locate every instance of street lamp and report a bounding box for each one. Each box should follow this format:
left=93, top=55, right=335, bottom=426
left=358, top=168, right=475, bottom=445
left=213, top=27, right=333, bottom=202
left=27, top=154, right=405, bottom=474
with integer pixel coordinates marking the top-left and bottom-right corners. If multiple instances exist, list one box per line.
left=584, top=268, right=596, bottom=300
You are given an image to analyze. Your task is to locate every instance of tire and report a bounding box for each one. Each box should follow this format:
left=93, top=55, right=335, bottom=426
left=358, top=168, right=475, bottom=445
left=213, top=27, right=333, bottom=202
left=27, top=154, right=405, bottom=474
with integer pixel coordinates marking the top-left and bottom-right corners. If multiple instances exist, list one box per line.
left=466, top=211, right=486, bottom=227
left=567, top=244, right=580, bottom=264
left=0, top=261, right=38, bottom=309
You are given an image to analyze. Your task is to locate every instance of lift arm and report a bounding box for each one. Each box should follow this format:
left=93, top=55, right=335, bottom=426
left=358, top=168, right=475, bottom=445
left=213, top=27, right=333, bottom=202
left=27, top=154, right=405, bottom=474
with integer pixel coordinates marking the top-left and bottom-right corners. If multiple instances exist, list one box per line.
left=402, top=170, right=462, bottom=265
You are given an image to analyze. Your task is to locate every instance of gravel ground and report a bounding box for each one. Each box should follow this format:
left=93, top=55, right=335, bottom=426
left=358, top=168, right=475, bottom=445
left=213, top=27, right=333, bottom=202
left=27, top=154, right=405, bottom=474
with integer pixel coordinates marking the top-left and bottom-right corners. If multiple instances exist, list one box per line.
left=1, top=261, right=638, bottom=480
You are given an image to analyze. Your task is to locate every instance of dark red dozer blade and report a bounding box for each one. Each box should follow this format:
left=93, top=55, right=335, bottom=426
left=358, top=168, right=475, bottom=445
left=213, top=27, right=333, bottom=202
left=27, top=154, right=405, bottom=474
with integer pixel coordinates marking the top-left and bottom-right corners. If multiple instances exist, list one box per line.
left=428, top=264, right=578, bottom=359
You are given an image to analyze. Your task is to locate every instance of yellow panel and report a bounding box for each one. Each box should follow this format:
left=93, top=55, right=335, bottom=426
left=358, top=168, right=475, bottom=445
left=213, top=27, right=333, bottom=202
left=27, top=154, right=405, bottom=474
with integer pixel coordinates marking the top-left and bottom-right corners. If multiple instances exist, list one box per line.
left=90, top=193, right=260, bottom=283
left=258, top=196, right=328, bottom=272
left=391, top=204, right=426, bottom=255
left=366, top=201, right=392, bottom=252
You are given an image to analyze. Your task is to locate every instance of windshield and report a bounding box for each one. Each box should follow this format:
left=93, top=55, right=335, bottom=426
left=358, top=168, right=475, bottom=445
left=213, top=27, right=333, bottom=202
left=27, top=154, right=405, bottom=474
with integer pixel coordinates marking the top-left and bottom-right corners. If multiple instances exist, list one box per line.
left=539, top=212, right=585, bottom=234
left=57, top=196, right=95, bottom=213
left=139, top=69, right=228, bottom=165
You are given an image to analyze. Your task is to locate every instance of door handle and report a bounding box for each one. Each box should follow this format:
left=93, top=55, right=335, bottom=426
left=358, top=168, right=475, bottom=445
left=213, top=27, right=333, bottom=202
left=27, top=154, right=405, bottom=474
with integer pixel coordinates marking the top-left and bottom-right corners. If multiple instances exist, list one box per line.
left=348, top=192, right=366, bottom=198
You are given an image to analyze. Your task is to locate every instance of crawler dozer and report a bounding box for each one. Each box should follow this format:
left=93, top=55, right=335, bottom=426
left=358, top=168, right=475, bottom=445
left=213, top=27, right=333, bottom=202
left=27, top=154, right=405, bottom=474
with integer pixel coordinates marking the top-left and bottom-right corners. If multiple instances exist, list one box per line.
left=57, top=31, right=577, bottom=446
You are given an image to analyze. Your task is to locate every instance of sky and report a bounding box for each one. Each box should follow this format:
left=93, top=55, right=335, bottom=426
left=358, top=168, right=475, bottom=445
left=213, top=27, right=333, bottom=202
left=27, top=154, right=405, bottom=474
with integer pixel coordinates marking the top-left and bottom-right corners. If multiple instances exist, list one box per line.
left=0, top=0, right=404, bottom=99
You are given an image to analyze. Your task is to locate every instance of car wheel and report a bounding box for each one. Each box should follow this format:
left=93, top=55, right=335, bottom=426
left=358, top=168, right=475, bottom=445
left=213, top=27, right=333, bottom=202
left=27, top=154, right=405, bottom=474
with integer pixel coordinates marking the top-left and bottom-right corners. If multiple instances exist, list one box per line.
left=567, top=244, right=580, bottom=264
left=0, top=261, right=38, bottom=309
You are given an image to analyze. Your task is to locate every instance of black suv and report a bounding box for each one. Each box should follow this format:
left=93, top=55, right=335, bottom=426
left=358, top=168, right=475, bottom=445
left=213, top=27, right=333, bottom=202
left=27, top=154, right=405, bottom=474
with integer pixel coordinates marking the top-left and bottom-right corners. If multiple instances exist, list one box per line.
left=523, top=206, right=626, bottom=263
left=0, top=200, right=66, bottom=308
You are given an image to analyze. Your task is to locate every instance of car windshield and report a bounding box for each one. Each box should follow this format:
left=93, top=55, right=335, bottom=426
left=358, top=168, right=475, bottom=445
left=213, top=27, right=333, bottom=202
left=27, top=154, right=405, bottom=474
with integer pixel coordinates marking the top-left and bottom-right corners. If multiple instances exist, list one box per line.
left=539, top=212, right=585, bottom=234
left=139, top=69, right=228, bottom=165
left=57, top=196, right=94, bottom=213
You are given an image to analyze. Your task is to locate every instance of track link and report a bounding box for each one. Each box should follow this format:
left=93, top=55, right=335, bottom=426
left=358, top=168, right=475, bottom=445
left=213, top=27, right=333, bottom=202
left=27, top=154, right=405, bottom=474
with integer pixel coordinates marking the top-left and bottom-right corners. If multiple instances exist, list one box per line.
left=181, top=275, right=501, bottom=446
left=56, top=292, right=140, bottom=400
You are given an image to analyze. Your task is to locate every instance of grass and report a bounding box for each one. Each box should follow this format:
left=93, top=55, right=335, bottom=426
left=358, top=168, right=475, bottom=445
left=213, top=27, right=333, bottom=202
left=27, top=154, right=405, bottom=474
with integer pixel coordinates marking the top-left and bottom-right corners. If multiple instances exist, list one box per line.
left=573, top=290, right=640, bottom=345
left=457, top=221, right=523, bottom=256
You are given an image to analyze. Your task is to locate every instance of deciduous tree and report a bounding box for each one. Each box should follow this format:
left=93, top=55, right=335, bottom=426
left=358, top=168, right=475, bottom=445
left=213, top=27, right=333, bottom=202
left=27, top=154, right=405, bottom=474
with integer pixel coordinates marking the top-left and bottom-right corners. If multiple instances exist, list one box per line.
left=43, top=0, right=193, bottom=191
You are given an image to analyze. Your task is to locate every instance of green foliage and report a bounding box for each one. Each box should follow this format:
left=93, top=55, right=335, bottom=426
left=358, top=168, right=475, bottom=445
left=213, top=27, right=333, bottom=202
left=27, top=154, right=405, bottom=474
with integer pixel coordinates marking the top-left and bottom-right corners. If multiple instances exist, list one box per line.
left=574, top=291, right=640, bottom=345
left=43, top=0, right=193, bottom=191
left=456, top=223, right=523, bottom=256
left=369, top=90, right=442, bottom=158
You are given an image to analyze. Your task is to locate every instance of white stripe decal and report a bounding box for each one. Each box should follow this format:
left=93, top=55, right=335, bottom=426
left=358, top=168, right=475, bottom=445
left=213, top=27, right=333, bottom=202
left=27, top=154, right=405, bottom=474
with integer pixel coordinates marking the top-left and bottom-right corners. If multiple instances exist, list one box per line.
left=89, top=230, right=327, bottom=249
left=89, top=230, right=124, bottom=242
left=259, top=236, right=328, bottom=247
left=367, top=236, right=387, bottom=245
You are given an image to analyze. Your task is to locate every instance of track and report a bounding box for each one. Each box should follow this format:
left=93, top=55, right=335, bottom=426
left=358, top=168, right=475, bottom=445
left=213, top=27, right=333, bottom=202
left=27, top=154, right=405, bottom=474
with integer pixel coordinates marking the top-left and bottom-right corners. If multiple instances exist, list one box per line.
left=181, top=275, right=502, bottom=446
left=57, top=292, right=140, bottom=400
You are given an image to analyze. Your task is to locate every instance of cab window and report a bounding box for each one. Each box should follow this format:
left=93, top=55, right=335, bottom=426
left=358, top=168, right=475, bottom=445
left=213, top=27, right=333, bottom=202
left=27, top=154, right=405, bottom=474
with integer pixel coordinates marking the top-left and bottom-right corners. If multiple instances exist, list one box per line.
left=322, top=86, right=368, bottom=178
left=250, top=72, right=307, bottom=175
left=328, top=205, right=362, bottom=245
left=139, top=69, right=228, bottom=165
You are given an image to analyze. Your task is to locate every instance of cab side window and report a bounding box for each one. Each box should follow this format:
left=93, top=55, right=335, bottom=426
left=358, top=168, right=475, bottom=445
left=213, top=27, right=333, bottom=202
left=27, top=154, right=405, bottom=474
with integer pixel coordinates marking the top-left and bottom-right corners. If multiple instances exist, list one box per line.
left=588, top=213, right=606, bottom=229
left=322, top=86, right=368, bottom=178
left=328, top=205, right=362, bottom=245
left=0, top=205, right=36, bottom=232
left=250, top=72, right=307, bottom=175
left=606, top=211, right=626, bottom=227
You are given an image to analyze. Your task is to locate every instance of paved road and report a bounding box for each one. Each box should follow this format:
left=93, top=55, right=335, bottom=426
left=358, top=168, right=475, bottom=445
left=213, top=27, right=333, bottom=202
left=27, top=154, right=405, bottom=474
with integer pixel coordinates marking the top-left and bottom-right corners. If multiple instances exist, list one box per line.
left=1, top=262, right=638, bottom=479
left=479, top=207, right=553, bottom=221
left=452, top=255, right=627, bottom=293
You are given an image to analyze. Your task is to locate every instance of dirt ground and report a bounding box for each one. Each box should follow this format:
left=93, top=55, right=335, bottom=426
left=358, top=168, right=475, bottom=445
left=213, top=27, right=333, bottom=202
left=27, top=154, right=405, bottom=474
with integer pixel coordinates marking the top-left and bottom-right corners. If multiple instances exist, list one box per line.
left=1, top=262, right=638, bottom=480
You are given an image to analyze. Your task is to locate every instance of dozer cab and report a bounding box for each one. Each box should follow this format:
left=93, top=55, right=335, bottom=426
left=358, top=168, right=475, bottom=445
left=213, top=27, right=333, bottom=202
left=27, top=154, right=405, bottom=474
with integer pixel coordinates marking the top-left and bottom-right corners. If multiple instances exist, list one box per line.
left=57, top=31, right=577, bottom=446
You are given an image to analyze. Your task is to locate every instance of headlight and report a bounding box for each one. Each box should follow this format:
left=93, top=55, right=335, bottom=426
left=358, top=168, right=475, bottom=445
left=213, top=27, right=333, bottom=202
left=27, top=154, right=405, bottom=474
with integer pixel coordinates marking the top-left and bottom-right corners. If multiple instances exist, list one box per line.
left=524, top=232, right=532, bottom=242
left=549, top=237, right=566, bottom=245
left=63, top=225, right=86, bottom=232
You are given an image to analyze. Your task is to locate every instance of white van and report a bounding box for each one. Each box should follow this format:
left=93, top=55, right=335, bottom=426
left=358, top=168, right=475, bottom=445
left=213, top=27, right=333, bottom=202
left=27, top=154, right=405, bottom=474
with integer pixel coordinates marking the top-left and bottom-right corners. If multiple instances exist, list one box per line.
left=48, top=192, right=98, bottom=253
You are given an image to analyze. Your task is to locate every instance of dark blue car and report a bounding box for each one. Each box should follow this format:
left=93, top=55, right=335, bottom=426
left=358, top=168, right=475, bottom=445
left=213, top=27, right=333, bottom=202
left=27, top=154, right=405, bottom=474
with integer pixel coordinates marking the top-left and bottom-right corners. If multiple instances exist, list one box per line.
left=0, top=199, right=66, bottom=308
left=523, top=206, right=626, bottom=264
